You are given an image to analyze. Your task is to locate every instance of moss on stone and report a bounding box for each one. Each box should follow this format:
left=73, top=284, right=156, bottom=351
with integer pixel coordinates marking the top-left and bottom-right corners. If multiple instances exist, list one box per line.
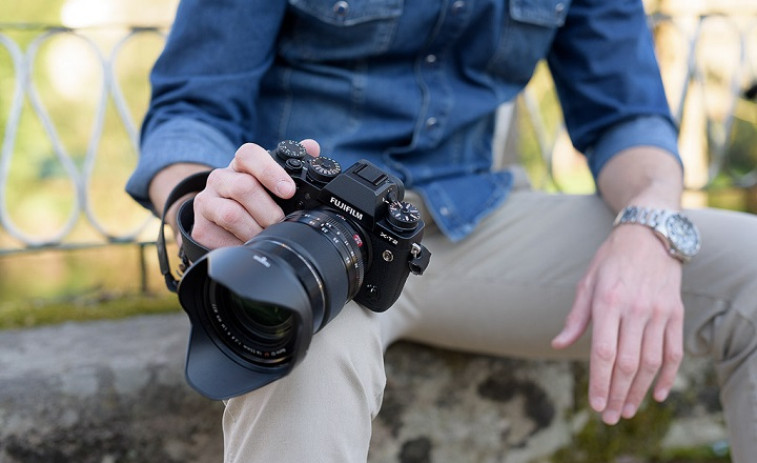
left=550, top=364, right=730, bottom=463
left=552, top=399, right=673, bottom=462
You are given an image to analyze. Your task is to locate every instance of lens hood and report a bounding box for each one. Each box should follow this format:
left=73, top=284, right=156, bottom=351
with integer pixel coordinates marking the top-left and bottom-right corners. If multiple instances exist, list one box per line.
left=178, top=246, right=314, bottom=400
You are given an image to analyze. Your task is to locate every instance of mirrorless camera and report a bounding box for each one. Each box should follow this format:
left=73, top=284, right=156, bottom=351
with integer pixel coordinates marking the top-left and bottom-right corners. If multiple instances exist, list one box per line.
left=164, top=141, right=431, bottom=400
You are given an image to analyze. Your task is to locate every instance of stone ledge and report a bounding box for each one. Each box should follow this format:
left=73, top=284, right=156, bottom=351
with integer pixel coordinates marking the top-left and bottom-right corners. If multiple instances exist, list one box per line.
left=0, top=314, right=224, bottom=463
left=0, top=314, right=728, bottom=463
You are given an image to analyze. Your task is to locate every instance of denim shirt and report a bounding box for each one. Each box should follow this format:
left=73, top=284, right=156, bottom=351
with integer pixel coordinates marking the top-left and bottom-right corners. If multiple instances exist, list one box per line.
left=127, top=0, right=680, bottom=242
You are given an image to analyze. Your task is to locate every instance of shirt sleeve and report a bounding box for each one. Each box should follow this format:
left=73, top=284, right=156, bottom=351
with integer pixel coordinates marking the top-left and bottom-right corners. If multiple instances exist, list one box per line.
left=545, top=0, right=682, bottom=179
left=126, top=0, right=288, bottom=210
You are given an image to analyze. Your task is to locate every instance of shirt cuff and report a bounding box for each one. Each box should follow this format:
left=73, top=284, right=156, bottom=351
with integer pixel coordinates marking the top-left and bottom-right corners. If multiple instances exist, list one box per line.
left=126, top=118, right=237, bottom=212
left=586, top=115, right=682, bottom=180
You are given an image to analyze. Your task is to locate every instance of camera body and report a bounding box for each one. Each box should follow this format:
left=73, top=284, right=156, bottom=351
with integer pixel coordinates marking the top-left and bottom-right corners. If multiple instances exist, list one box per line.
left=269, top=140, right=429, bottom=312
left=164, top=140, right=431, bottom=399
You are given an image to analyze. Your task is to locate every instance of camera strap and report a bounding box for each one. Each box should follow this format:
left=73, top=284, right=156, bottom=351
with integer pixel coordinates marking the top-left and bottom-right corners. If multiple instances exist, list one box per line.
left=157, top=171, right=211, bottom=293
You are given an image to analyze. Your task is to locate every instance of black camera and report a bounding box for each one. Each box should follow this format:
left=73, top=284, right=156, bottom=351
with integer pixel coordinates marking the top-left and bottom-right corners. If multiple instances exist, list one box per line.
left=160, top=141, right=431, bottom=400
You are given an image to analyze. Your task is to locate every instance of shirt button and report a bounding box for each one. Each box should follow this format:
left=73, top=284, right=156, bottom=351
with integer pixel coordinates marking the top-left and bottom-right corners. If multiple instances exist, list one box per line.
left=555, top=2, right=565, bottom=14
left=425, top=117, right=439, bottom=129
left=451, top=0, right=466, bottom=14
left=425, top=54, right=437, bottom=64
left=333, top=1, right=349, bottom=18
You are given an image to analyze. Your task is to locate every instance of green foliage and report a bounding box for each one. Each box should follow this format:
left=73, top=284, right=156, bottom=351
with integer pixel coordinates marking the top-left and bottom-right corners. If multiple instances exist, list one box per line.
left=0, top=292, right=179, bottom=330
left=722, top=106, right=757, bottom=182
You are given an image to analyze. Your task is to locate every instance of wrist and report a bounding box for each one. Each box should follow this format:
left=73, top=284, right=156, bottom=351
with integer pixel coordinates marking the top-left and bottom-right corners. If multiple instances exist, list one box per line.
left=149, top=163, right=212, bottom=211
left=613, top=206, right=701, bottom=263
left=150, top=163, right=212, bottom=231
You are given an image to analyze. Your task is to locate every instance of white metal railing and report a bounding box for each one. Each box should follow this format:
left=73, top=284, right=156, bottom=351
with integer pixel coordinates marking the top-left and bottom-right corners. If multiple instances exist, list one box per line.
left=0, top=24, right=166, bottom=254
left=654, top=13, right=757, bottom=188
left=1, top=15, right=755, bottom=257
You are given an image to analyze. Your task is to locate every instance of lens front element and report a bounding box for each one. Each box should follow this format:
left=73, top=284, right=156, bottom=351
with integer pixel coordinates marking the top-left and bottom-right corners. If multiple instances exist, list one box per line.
left=209, top=281, right=297, bottom=366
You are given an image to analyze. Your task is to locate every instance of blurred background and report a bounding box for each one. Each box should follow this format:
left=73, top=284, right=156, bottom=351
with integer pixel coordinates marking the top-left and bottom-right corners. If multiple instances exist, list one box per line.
left=0, top=0, right=179, bottom=324
left=0, top=0, right=755, bottom=327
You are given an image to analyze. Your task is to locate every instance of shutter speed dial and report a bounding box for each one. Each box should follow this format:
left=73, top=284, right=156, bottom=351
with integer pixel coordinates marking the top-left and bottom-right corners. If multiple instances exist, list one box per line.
left=387, top=201, right=421, bottom=232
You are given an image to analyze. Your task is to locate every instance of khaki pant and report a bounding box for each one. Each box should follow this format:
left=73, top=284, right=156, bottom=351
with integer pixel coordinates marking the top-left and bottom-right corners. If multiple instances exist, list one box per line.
left=223, top=190, right=757, bottom=463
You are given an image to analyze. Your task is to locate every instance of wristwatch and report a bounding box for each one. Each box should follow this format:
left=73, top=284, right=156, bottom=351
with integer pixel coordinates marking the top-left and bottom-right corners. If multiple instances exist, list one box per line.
left=613, top=206, right=701, bottom=263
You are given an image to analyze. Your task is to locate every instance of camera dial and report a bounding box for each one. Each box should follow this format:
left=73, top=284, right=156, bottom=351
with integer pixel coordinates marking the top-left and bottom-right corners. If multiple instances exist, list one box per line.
left=307, top=157, right=342, bottom=184
left=273, top=139, right=307, bottom=161
left=387, top=201, right=422, bottom=232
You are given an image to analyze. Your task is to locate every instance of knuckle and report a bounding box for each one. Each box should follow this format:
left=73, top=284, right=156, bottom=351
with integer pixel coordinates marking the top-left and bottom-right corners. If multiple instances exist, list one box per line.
left=595, top=287, right=622, bottom=310
left=192, top=190, right=209, bottom=207
left=234, top=142, right=258, bottom=160
left=640, top=354, right=662, bottom=373
left=670, top=302, right=685, bottom=321
left=593, top=342, right=616, bottom=363
left=664, top=347, right=684, bottom=366
left=650, top=304, right=667, bottom=321
left=206, top=168, right=226, bottom=186
left=227, top=175, right=251, bottom=197
left=630, top=302, right=652, bottom=319
left=260, top=160, right=285, bottom=180
left=218, top=205, right=244, bottom=226
left=616, top=355, right=638, bottom=375
left=236, top=143, right=275, bottom=168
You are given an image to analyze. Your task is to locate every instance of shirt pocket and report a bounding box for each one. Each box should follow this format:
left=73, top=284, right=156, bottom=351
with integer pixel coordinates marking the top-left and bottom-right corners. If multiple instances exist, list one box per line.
left=280, top=0, right=404, bottom=62
left=487, top=0, right=571, bottom=85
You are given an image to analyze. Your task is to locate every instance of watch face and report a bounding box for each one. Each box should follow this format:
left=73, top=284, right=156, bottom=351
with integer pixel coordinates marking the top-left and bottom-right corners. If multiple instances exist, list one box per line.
left=665, top=214, right=701, bottom=258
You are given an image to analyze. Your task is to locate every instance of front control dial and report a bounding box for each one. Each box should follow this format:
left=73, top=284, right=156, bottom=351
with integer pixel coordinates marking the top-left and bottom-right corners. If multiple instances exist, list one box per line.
left=307, top=157, right=342, bottom=184
left=387, top=201, right=421, bottom=232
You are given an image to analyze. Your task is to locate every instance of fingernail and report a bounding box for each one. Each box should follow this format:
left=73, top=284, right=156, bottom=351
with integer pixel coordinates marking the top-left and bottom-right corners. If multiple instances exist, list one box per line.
left=603, top=410, right=620, bottom=425
left=276, top=180, right=295, bottom=197
left=590, top=396, right=606, bottom=412
left=552, top=330, right=570, bottom=345
left=622, top=403, right=637, bottom=418
left=654, top=388, right=669, bottom=402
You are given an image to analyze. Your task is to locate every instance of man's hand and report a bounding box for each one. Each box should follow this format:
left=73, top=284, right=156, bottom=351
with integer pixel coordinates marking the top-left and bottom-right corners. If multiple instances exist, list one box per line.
left=191, top=140, right=320, bottom=249
left=552, top=224, right=684, bottom=424
left=148, top=139, right=320, bottom=249
left=551, top=145, right=686, bottom=424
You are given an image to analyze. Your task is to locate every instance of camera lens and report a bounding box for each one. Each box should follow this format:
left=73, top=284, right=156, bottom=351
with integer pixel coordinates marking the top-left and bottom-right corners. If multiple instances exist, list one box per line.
left=208, top=281, right=296, bottom=366
left=178, top=206, right=368, bottom=396
left=230, top=292, right=292, bottom=329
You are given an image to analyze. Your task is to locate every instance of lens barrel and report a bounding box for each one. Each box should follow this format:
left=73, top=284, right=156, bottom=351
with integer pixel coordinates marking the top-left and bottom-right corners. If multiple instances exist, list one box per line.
left=178, top=207, right=367, bottom=399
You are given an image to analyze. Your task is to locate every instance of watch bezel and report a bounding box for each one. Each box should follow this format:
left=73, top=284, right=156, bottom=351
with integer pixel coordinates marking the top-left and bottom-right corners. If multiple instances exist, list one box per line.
left=661, top=212, right=701, bottom=261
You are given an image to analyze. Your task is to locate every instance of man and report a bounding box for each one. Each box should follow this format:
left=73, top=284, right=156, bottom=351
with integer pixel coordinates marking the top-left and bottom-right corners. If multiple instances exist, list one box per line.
left=128, top=1, right=757, bottom=461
